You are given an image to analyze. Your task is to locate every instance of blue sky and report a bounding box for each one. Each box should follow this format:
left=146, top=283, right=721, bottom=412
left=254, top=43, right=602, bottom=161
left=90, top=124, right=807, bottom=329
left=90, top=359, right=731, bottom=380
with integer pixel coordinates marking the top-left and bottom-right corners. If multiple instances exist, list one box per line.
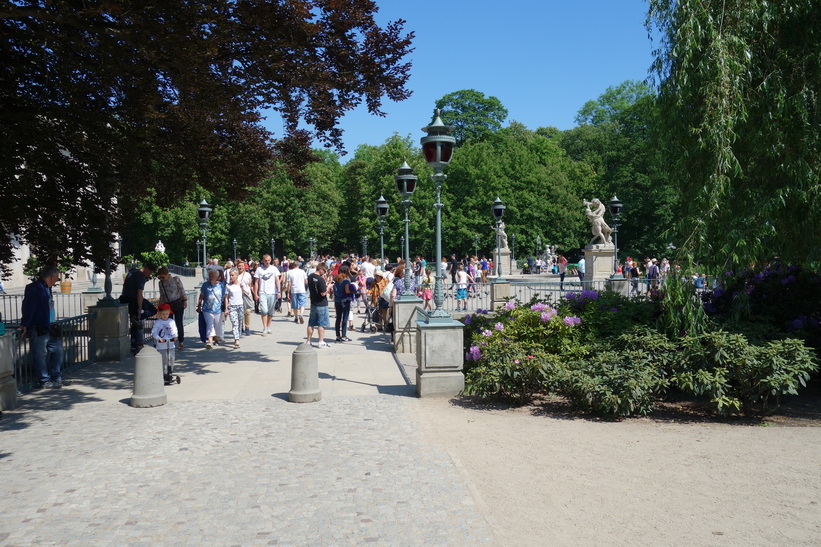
left=263, top=0, right=656, bottom=156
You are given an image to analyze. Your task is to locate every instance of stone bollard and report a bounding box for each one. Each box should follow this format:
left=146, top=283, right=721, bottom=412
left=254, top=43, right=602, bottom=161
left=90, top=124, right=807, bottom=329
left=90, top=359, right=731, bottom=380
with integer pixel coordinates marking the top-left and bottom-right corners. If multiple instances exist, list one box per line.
left=289, top=342, right=321, bottom=403
left=130, top=346, right=167, bottom=408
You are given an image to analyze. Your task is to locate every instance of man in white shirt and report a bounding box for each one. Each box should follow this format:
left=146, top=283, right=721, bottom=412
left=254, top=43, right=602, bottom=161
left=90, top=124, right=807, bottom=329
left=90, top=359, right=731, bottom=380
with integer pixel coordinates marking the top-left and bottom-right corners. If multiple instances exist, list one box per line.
left=286, top=260, right=309, bottom=324
left=254, top=254, right=280, bottom=335
left=360, top=258, right=375, bottom=281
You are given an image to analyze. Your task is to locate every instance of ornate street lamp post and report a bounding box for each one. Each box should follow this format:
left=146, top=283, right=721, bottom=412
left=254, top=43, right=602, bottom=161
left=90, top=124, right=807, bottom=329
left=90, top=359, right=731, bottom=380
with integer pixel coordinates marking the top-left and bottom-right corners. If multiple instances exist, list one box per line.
left=491, top=197, right=506, bottom=281
left=536, top=235, right=542, bottom=257
left=607, top=195, right=624, bottom=275
left=270, top=238, right=275, bottom=260
left=197, top=199, right=213, bottom=281
left=361, top=236, right=367, bottom=258
left=473, top=234, right=479, bottom=258
left=375, top=196, right=389, bottom=264
left=511, top=233, right=516, bottom=263
left=400, top=236, right=405, bottom=258
left=196, top=239, right=201, bottom=266
left=232, top=238, right=237, bottom=262
left=395, top=160, right=418, bottom=294
left=309, top=237, right=316, bottom=260
left=421, top=110, right=456, bottom=319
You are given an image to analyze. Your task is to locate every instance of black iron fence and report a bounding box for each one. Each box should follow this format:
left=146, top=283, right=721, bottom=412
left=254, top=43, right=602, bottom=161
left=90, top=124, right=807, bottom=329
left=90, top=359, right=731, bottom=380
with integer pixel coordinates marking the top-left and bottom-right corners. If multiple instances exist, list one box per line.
left=11, top=313, right=95, bottom=393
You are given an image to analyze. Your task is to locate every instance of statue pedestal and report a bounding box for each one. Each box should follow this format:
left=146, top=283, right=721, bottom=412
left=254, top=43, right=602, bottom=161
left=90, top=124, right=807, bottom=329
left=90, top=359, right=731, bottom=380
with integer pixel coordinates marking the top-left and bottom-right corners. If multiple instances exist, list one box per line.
left=584, top=244, right=616, bottom=282
left=492, top=248, right=512, bottom=277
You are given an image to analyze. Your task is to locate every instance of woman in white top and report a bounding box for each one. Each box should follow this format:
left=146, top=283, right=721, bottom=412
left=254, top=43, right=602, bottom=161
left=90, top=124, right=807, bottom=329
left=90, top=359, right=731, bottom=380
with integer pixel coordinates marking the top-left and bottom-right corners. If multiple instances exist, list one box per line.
left=225, top=268, right=244, bottom=348
left=236, top=260, right=254, bottom=336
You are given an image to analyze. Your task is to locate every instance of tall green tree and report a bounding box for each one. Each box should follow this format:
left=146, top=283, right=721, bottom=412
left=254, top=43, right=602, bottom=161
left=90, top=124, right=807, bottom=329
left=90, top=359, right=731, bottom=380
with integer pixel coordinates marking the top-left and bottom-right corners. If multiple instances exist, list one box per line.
left=560, top=81, right=677, bottom=260
left=0, top=1, right=414, bottom=274
left=444, top=122, right=593, bottom=259
left=129, top=151, right=344, bottom=264
left=435, top=89, right=508, bottom=145
left=647, top=0, right=821, bottom=267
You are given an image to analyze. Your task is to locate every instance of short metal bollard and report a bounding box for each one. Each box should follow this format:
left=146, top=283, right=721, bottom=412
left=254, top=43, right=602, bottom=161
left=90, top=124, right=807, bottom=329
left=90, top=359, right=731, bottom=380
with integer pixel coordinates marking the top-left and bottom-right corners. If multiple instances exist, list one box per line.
left=131, top=346, right=167, bottom=408
left=289, top=342, right=321, bottom=403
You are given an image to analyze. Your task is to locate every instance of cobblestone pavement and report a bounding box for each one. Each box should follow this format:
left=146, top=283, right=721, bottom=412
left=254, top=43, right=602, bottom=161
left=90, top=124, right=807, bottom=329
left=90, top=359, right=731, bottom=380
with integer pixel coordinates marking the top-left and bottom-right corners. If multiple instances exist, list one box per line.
left=1, top=396, right=492, bottom=545
left=1, top=305, right=493, bottom=545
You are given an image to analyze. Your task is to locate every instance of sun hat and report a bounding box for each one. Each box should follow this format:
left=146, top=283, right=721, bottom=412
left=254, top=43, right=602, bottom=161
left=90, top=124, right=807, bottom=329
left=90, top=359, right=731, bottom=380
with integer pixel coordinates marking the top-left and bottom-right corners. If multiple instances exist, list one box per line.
left=374, top=268, right=385, bottom=277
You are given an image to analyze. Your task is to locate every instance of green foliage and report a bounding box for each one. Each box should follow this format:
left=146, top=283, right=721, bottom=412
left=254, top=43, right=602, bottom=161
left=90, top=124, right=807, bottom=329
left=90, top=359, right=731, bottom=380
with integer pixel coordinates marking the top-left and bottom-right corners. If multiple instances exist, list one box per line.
left=464, top=343, right=560, bottom=405
left=559, top=350, right=668, bottom=417
left=655, top=267, right=708, bottom=337
left=435, top=89, right=509, bottom=145
left=22, top=255, right=75, bottom=279
left=672, top=331, right=819, bottom=416
left=557, top=289, right=657, bottom=341
left=462, top=292, right=818, bottom=418
left=138, top=251, right=169, bottom=272
left=559, top=80, right=679, bottom=260
left=647, top=0, right=821, bottom=268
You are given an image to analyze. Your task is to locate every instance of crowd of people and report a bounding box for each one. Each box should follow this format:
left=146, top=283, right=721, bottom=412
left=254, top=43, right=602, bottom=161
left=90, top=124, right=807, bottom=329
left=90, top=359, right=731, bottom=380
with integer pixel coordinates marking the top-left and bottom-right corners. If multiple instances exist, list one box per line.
left=16, top=248, right=713, bottom=390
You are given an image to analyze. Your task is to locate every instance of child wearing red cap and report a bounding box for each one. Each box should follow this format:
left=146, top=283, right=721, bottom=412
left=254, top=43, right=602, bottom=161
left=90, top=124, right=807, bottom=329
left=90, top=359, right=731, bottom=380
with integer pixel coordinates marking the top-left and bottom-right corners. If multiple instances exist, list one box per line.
left=151, top=303, right=179, bottom=384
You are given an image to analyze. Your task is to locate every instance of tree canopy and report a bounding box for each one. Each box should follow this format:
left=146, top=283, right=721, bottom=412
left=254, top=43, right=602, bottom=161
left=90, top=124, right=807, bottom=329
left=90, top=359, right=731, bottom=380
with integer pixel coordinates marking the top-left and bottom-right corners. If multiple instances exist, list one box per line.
left=560, top=81, right=678, bottom=260
left=0, top=0, right=413, bottom=273
left=647, top=0, right=821, bottom=267
left=435, top=89, right=508, bottom=145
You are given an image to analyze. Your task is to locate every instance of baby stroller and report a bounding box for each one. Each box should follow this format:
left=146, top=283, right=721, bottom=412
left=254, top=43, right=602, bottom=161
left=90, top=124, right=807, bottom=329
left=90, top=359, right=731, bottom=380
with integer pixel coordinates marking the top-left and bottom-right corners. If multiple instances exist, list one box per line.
left=360, top=298, right=381, bottom=333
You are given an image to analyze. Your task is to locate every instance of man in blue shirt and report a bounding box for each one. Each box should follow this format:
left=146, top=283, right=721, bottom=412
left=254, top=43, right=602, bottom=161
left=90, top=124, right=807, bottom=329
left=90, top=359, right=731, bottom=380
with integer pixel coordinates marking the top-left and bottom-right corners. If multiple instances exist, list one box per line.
left=20, top=266, right=65, bottom=388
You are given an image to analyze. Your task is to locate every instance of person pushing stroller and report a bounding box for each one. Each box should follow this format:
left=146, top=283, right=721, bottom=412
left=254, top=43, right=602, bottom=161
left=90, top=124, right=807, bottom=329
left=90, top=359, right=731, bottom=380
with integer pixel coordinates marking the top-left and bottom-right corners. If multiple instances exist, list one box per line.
left=152, top=303, right=181, bottom=385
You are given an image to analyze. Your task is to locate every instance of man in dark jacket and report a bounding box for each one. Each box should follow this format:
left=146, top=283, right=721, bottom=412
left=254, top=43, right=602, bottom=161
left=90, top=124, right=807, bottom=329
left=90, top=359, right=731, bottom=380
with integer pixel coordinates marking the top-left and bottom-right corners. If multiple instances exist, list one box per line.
left=20, top=266, right=65, bottom=388
left=120, top=263, right=157, bottom=353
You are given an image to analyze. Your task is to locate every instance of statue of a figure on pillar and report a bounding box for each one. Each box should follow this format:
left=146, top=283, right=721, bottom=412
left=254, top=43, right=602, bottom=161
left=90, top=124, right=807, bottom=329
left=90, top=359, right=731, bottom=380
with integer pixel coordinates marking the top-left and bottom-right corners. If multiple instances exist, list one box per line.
left=155, top=240, right=166, bottom=253
left=492, top=221, right=509, bottom=249
left=583, top=199, right=613, bottom=245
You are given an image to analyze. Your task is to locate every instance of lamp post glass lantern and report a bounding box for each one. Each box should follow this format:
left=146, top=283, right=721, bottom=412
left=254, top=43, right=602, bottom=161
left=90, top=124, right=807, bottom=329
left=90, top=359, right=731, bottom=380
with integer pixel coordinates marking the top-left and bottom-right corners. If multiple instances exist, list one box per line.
left=421, top=110, right=456, bottom=318
left=607, top=195, right=623, bottom=275
left=375, top=195, right=389, bottom=264
left=491, top=197, right=506, bottom=280
left=197, top=199, right=213, bottom=281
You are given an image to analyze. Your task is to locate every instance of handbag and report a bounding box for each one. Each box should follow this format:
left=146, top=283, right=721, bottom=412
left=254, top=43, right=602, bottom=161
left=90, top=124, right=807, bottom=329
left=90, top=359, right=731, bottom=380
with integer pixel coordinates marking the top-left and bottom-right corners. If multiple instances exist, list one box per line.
left=380, top=280, right=394, bottom=301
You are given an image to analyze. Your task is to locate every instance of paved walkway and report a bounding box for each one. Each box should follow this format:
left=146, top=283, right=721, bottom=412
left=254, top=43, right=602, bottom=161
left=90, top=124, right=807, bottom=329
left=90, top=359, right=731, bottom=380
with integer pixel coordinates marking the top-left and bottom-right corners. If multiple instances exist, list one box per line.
left=0, top=309, right=493, bottom=545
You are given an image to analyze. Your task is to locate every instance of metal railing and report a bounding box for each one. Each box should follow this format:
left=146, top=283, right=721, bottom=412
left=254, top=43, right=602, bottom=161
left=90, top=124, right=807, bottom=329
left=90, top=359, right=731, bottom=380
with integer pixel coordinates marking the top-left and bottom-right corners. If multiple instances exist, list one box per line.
left=12, top=313, right=96, bottom=393
left=1, top=293, right=89, bottom=325
left=167, top=264, right=197, bottom=277
left=139, top=289, right=199, bottom=343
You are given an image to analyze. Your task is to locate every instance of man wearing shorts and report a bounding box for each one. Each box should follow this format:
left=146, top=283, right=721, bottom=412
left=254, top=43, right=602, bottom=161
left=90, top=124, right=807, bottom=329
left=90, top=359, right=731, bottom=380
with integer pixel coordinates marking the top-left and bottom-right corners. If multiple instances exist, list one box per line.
left=254, top=254, right=280, bottom=335
left=307, top=263, right=331, bottom=348
left=287, top=261, right=308, bottom=324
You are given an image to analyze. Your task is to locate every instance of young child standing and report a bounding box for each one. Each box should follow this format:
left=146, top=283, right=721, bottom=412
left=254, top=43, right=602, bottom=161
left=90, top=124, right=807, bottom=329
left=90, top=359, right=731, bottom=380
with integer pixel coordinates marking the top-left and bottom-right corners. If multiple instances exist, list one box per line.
left=455, top=264, right=474, bottom=312
left=151, top=303, right=179, bottom=385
